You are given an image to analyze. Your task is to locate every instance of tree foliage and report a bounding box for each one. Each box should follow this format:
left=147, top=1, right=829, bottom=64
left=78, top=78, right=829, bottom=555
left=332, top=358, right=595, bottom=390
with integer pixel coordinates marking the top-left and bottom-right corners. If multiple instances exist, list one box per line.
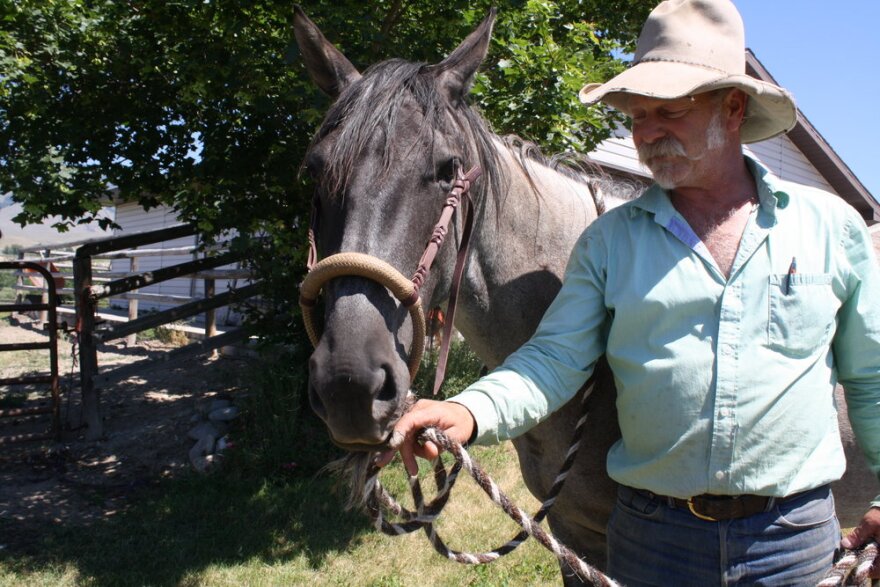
left=0, top=0, right=653, bottom=238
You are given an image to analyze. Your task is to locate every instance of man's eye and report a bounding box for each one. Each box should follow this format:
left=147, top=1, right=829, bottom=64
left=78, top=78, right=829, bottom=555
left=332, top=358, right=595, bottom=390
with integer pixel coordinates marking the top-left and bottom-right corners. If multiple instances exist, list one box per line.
left=663, top=108, right=690, bottom=119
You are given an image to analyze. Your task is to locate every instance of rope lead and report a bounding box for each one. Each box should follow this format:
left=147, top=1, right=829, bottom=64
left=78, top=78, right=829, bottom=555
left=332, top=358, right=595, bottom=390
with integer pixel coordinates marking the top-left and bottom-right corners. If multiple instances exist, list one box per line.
left=818, top=541, right=878, bottom=587
left=364, top=420, right=620, bottom=586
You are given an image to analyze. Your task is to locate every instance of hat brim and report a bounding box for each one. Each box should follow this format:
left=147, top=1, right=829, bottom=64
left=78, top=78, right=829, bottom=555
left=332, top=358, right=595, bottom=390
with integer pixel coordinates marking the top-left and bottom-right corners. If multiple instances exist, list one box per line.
left=579, top=60, right=797, bottom=144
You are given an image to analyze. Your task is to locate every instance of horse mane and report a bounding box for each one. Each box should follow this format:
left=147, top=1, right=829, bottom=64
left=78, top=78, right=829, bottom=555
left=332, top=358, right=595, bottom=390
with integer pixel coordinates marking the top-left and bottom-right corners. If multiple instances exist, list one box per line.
left=308, top=58, right=642, bottom=214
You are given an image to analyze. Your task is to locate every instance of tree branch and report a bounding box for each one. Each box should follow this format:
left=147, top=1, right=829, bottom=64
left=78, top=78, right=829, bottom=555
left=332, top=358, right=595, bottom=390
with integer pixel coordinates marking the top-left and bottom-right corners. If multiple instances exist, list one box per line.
left=371, top=0, right=409, bottom=58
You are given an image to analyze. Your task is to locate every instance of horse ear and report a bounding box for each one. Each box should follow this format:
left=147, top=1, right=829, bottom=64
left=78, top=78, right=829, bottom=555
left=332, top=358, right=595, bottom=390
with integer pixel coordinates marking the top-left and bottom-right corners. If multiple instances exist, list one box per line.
left=293, top=5, right=361, bottom=99
left=427, top=8, right=497, bottom=105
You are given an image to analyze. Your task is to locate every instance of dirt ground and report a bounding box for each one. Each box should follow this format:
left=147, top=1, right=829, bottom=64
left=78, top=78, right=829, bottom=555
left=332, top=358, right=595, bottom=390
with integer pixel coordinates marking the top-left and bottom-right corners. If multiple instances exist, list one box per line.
left=0, top=318, right=253, bottom=527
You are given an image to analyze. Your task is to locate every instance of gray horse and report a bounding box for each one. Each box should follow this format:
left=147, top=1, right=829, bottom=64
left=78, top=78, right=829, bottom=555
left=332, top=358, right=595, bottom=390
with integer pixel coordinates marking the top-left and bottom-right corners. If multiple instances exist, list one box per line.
left=293, top=7, right=876, bottom=583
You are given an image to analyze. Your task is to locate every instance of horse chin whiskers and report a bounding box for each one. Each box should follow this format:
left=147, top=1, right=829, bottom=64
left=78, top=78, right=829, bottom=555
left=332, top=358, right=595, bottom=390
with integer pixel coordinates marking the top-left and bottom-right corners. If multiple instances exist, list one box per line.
left=322, top=391, right=417, bottom=511
left=321, top=452, right=375, bottom=510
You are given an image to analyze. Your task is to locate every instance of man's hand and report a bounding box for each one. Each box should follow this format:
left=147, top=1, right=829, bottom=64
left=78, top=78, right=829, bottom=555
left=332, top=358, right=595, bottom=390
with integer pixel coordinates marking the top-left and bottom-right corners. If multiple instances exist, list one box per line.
left=375, top=399, right=475, bottom=475
left=841, top=507, right=880, bottom=578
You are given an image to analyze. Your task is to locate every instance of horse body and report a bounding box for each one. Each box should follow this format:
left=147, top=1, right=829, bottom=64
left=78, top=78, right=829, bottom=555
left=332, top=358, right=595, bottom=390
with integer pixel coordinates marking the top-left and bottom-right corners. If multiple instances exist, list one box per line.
left=294, top=7, right=876, bottom=582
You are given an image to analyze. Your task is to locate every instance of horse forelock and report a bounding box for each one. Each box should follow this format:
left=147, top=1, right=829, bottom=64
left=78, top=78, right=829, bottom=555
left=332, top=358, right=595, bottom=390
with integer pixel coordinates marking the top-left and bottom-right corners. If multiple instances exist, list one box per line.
left=307, top=58, right=504, bottom=210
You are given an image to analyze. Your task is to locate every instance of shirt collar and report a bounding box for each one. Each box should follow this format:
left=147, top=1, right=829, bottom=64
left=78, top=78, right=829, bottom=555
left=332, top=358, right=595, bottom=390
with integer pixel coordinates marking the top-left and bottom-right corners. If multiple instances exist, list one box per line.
left=745, top=156, right=790, bottom=218
left=628, top=154, right=791, bottom=223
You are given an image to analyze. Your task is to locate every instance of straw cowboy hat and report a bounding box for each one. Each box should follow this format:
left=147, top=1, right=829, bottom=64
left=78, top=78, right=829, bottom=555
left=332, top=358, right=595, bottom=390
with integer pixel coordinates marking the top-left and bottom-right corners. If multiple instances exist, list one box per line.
left=579, top=0, right=797, bottom=143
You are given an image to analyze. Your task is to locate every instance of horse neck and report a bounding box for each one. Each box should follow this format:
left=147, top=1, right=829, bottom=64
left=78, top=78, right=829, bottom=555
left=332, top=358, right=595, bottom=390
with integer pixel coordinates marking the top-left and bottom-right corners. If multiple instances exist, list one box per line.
left=457, top=141, right=600, bottom=368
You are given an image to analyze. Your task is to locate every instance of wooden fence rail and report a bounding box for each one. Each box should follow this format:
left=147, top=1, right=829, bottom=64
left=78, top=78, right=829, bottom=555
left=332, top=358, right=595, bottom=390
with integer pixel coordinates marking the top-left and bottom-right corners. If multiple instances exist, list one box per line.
left=11, top=224, right=260, bottom=440
left=0, top=261, right=61, bottom=444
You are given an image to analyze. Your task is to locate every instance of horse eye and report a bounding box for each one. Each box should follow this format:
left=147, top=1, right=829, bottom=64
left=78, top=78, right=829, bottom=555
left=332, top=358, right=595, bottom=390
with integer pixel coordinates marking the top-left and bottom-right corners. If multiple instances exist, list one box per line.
left=304, top=151, right=325, bottom=181
left=436, top=158, right=459, bottom=190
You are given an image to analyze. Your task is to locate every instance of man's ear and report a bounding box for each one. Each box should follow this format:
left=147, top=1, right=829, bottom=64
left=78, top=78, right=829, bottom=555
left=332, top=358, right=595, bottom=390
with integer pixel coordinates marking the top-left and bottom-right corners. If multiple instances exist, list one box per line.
left=725, top=89, right=749, bottom=132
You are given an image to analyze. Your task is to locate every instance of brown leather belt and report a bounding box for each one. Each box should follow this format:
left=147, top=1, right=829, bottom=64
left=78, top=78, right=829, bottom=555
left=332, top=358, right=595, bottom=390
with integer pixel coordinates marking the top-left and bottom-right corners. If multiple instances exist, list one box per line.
left=631, top=487, right=814, bottom=522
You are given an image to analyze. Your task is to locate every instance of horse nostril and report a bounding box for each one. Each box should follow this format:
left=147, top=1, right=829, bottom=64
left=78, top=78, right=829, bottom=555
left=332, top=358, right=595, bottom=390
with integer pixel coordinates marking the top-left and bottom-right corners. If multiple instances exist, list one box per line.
left=309, top=383, right=328, bottom=420
left=375, top=365, right=397, bottom=403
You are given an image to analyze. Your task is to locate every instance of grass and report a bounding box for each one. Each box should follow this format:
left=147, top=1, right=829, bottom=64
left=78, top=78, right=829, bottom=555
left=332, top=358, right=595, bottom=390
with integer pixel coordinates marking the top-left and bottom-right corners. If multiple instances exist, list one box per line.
left=0, top=444, right=558, bottom=586
left=136, top=322, right=193, bottom=346
left=0, top=268, right=18, bottom=304
left=0, top=315, right=65, bottom=412
left=1, top=338, right=558, bottom=586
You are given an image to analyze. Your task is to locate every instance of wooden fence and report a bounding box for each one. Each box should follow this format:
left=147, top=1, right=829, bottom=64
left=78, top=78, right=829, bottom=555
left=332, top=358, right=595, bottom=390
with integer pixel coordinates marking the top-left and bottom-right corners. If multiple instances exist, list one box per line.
left=12, top=224, right=260, bottom=440
left=0, top=261, right=61, bottom=444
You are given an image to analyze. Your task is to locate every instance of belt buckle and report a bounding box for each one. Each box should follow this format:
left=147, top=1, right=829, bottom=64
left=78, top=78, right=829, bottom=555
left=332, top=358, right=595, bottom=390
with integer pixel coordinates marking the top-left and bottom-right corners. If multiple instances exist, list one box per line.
left=687, top=497, right=718, bottom=522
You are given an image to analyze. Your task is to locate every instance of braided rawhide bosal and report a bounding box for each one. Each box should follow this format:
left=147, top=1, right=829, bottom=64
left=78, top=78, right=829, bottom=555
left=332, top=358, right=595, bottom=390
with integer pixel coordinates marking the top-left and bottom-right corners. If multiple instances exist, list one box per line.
left=818, top=541, right=878, bottom=587
left=300, top=252, right=426, bottom=381
left=365, top=389, right=620, bottom=587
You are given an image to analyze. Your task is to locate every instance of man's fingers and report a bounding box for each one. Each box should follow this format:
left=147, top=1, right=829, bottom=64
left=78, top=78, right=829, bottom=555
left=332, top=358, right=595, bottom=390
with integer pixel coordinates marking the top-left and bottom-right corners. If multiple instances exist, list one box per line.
left=842, top=508, right=880, bottom=550
left=841, top=527, right=863, bottom=550
left=382, top=399, right=475, bottom=476
left=374, top=449, right=396, bottom=469
left=417, top=439, right=440, bottom=462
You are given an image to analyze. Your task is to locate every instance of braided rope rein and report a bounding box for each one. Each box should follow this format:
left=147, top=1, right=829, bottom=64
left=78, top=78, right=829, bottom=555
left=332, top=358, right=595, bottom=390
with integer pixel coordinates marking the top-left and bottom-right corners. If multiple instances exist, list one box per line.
left=818, top=541, right=878, bottom=587
left=363, top=388, right=620, bottom=587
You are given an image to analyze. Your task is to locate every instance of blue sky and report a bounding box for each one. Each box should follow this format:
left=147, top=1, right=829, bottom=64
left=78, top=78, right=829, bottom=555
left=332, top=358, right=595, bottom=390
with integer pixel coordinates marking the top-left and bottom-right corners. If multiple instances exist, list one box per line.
left=733, top=0, right=880, bottom=204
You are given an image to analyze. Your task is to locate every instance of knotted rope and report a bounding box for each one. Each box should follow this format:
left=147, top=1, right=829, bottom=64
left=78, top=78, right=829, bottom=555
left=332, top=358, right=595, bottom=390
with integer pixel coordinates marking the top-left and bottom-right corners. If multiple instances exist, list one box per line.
left=818, top=541, right=878, bottom=587
left=364, top=388, right=620, bottom=587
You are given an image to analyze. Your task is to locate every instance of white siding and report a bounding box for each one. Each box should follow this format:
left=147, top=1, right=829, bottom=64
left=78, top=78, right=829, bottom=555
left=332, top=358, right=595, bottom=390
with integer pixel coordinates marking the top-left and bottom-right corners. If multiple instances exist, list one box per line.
left=588, top=136, right=651, bottom=179
left=588, top=130, right=840, bottom=197
left=743, top=135, right=835, bottom=193
left=109, top=203, right=245, bottom=325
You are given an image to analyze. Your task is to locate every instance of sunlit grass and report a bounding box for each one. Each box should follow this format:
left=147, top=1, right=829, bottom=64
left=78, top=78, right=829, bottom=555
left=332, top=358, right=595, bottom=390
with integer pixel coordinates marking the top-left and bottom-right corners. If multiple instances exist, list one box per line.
left=0, top=444, right=559, bottom=586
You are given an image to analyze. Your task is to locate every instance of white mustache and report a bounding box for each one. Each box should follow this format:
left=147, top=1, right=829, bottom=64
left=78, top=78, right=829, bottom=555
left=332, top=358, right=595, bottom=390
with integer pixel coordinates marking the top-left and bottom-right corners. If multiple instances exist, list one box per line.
left=637, top=136, right=688, bottom=165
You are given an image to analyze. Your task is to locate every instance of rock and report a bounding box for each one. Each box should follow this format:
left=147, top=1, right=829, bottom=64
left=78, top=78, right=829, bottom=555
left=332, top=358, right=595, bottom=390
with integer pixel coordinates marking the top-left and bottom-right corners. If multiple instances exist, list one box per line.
left=190, top=455, right=209, bottom=474
left=209, top=399, right=232, bottom=412
left=208, top=406, right=240, bottom=422
left=189, top=434, right=217, bottom=473
left=191, top=433, right=216, bottom=457
left=187, top=421, right=221, bottom=441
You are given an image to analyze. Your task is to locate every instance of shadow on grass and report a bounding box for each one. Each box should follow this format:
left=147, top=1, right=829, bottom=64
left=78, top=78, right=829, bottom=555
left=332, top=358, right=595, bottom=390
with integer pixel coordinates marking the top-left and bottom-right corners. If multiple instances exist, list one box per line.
left=1, top=470, right=371, bottom=585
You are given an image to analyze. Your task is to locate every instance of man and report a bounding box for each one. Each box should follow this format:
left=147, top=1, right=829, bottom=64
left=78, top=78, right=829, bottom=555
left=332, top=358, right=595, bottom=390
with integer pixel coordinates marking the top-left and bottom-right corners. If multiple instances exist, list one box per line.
left=384, top=0, right=880, bottom=584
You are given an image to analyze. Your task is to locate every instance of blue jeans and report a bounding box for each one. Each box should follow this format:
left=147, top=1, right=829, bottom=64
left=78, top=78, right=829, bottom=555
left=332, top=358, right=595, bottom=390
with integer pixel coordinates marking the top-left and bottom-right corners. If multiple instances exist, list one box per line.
left=607, top=485, right=840, bottom=586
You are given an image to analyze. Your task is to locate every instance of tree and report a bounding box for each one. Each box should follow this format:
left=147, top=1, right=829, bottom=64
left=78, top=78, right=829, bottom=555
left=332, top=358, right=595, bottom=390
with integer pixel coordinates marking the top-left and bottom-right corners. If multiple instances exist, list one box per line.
left=0, top=0, right=652, bottom=240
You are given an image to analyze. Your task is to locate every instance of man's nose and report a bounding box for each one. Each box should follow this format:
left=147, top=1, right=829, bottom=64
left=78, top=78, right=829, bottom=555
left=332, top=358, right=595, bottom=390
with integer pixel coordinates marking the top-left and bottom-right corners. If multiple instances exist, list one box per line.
left=633, top=118, right=666, bottom=146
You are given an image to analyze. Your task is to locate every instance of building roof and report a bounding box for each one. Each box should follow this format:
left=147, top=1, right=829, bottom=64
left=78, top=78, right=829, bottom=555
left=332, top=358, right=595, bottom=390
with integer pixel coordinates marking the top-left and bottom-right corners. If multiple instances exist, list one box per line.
left=746, top=50, right=880, bottom=223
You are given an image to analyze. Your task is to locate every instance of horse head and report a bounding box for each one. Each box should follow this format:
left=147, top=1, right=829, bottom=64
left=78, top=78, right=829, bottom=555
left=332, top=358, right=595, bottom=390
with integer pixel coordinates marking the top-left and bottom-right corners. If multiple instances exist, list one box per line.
left=294, top=7, right=500, bottom=451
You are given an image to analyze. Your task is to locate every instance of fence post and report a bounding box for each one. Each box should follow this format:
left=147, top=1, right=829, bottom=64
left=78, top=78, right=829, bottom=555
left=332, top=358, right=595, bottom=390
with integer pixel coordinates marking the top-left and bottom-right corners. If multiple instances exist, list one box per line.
left=73, top=251, right=103, bottom=440
left=126, top=255, right=139, bottom=347
left=204, top=278, right=217, bottom=358
left=38, top=248, right=50, bottom=326
left=13, top=249, right=24, bottom=308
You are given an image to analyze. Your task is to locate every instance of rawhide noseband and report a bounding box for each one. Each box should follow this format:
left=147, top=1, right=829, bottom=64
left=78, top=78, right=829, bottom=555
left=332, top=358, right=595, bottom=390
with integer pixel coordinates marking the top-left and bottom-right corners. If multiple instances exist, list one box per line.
left=299, top=165, right=481, bottom=391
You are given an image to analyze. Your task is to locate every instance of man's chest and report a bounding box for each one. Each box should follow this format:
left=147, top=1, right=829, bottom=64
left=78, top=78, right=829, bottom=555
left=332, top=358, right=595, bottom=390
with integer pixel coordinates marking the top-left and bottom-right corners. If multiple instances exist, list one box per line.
left=677, top=203, right=756, bottom=278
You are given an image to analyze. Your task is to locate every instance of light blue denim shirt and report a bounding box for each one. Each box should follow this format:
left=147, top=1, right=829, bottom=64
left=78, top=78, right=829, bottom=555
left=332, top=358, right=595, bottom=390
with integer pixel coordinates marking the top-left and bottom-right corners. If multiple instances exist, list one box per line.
left=451, top=157, right=880, bottom=501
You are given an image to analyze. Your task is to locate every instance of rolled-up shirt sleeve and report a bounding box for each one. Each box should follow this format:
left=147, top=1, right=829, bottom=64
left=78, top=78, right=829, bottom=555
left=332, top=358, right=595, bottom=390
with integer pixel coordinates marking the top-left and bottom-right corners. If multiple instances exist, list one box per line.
left=834, top=212, right=880, bottom=502
left=450, top=226, right=611, bottom=444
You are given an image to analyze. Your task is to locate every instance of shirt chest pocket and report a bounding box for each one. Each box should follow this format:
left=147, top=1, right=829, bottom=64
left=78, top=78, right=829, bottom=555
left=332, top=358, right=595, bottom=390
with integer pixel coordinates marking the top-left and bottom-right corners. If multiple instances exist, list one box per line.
left=767, top=273, right=839, bottom=356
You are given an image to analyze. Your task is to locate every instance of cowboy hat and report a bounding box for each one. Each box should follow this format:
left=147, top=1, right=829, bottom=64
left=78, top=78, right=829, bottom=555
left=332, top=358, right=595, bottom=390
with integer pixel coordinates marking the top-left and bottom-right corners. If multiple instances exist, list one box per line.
left=578, top=0, right=797, bottom=143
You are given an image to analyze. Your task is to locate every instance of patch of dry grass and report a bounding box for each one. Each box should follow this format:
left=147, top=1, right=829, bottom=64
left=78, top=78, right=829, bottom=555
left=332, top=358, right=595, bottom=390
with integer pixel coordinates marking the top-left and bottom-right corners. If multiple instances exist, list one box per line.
left=0, top=443, right=562, bottom=586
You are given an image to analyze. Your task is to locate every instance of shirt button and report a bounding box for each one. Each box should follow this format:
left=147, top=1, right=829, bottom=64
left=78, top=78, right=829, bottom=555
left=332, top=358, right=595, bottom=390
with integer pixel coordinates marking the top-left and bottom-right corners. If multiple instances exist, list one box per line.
left=715, top=470, right=726, bottom=481
left=720, top=408, right=731, bottom=418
